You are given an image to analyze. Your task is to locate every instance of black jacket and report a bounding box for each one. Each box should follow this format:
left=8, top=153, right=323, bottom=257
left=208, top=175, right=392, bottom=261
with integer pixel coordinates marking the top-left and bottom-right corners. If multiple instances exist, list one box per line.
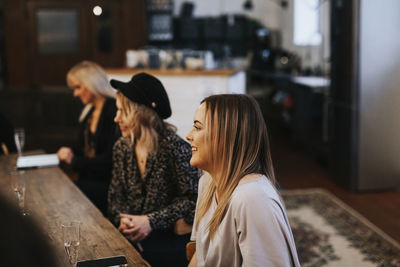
left=0, top=109, right=16, bottom=154
left=71, top=98, right=119, bottom=182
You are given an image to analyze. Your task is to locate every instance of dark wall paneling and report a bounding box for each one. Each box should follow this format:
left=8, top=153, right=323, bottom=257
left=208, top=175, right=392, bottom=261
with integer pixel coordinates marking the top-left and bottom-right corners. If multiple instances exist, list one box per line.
left=121, top=0, right=147, bottom=51
left=3, top=0, right=147, bottom=87
left=3, top=0, right=30, bottom=87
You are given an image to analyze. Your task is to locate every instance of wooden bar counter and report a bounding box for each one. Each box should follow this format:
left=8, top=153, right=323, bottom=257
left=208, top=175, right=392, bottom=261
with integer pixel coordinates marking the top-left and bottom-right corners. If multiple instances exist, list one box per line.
left=0, top=153, right=150, bottom=267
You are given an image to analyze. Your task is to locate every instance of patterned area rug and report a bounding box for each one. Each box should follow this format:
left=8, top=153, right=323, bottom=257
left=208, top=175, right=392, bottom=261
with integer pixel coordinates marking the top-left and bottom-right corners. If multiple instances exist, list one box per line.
left=282, top=189, right=400, bottom=267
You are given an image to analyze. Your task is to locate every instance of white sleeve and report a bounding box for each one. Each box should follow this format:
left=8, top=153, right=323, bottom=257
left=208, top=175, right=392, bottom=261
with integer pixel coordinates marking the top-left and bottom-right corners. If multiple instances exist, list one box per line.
left=235, top=190, right=294, bottom=267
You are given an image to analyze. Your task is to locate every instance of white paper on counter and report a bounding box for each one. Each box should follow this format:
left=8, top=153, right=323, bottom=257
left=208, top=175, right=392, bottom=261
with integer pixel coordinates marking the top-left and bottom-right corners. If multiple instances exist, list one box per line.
left=17, top=154, right=59, bottom=169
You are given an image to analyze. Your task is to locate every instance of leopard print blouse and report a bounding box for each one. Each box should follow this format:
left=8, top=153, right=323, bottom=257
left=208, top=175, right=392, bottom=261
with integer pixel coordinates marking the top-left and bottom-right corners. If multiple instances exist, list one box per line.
left=107, top=127, right=199, bottom=230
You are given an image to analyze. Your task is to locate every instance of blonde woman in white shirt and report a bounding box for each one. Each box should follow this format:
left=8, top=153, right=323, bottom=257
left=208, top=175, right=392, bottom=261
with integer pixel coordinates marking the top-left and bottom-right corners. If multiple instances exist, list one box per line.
left=186, top=94, right=300, bottom=267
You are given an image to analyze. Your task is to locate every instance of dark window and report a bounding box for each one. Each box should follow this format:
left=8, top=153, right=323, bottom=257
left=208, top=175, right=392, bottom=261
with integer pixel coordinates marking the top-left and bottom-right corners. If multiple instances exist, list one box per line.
left=37, top=9, right=79, bottom=54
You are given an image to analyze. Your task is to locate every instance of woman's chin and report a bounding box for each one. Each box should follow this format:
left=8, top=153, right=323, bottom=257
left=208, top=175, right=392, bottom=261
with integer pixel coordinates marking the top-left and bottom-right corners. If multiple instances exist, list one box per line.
left=121, top=132, right=131, bottom=139
left=189, top=159, right=200, bottom=169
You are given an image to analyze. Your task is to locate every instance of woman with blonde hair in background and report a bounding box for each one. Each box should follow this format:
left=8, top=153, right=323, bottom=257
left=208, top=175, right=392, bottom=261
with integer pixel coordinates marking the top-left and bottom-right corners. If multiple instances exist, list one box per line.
left=108, top=72, right=199, bottom=267
left=57, top=61, right=119, bottom=214
left=186, top=94, right=300, bottom=267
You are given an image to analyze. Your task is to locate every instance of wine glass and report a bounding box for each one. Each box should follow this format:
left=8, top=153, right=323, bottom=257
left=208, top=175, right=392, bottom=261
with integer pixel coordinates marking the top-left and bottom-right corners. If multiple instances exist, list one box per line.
left=10, top=170, right=29, bottom=216
left=62, top=221, right=81, bottom=267
left=14, top=128, right=25, bottom=157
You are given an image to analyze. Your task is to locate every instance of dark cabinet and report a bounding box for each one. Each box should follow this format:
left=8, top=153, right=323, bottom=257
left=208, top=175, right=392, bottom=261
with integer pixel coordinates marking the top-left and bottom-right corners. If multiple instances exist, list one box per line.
left=146, top=0, right=173, bottom=42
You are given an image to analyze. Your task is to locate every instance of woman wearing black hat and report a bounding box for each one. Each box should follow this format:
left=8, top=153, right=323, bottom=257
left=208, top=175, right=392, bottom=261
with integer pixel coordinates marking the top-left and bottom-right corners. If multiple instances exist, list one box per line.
left=108, top=73, right=199, bottom=267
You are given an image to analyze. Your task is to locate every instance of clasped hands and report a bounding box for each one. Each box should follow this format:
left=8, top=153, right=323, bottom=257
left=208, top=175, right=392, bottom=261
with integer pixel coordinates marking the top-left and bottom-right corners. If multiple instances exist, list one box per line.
left=118, top=213, right=152, bottom=244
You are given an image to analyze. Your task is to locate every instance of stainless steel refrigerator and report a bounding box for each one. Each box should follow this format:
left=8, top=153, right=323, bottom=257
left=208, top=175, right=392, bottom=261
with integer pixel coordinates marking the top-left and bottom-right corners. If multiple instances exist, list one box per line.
left=329, top=0, right=400, bottom=191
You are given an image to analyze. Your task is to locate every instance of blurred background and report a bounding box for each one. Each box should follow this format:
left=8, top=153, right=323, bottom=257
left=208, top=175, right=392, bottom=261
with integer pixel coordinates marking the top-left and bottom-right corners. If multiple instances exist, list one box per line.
left=0, top=0, right=399, bottom=240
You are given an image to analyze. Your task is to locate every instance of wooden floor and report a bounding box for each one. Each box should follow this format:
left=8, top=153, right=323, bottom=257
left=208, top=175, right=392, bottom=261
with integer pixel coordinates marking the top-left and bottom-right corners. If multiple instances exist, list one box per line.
left=270, top=131, right=400, bottom=243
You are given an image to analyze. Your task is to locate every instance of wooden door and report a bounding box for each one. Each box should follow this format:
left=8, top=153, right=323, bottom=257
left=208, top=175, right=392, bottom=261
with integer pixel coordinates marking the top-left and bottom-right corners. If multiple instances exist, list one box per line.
left=26, top=0, right=125, bottom=85
left=4, top=0, right=146, bottom=87
left=27, top=1, right=89, bottom=85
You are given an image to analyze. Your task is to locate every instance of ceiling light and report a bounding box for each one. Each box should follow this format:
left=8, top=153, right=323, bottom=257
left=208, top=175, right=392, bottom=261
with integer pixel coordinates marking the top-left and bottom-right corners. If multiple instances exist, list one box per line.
left=93, top=6, right=102, bottom=16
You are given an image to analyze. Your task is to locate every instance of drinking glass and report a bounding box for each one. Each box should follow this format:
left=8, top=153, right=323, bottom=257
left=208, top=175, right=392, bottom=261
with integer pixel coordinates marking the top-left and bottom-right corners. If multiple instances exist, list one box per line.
left=14, top=128, right=25, bottom=157
left=62, top=221, right=81, bottom=267
left=10, top=170, right=29, bottom=216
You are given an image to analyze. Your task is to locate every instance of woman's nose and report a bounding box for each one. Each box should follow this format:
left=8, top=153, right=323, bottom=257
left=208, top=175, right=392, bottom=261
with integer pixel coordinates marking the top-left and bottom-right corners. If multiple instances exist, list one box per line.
left=186, top=130, right=193, bottom=142
left=114, top=112, right=119, bottom=123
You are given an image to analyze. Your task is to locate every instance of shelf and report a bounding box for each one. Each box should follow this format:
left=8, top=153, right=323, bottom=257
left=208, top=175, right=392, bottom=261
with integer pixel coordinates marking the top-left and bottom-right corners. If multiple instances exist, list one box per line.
left=147, top=6, right=173, bottom=12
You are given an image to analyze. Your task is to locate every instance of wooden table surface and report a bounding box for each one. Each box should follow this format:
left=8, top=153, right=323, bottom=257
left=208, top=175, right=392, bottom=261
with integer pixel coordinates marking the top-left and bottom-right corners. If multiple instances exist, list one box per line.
left=0, top=153, right=150, bottom=267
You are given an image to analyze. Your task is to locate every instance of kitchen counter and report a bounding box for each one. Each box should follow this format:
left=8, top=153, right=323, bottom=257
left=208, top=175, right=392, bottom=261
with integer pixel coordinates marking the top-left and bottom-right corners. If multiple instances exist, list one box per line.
left=106, top=68, right=246, bottom=138
left=106, top=68, right=242, bottom=77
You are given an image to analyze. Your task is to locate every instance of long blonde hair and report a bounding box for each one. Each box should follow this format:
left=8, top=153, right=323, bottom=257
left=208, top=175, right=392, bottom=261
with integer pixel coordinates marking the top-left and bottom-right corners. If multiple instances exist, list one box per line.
left=195, top=94, right=276, bottom=240
left=67, top=61, right=115, bottom=99
left=116, top=91, right=163, bottom=153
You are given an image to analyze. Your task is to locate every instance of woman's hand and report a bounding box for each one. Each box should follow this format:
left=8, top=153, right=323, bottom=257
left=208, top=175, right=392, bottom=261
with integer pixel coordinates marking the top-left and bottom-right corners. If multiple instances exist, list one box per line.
left=119, top=213, right=152, bottom=243
left=57, top=147, right=74, bottom=164
left=118, top=216, right=131, bottom=232
left=174, top=218, right=192, bottom=235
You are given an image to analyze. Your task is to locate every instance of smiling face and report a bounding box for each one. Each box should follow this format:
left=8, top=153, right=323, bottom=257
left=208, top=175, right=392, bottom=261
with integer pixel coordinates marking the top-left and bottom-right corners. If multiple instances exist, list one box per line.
left=186, top=103, right=212, bottom=172
left=114, top=96, right=132, bottom=138
left=68, top=79, right=95, bottom=105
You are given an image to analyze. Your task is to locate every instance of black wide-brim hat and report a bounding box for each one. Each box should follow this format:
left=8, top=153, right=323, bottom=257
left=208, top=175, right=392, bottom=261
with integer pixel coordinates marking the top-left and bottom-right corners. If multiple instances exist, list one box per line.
left=110, top=72, right=172, bottom=119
